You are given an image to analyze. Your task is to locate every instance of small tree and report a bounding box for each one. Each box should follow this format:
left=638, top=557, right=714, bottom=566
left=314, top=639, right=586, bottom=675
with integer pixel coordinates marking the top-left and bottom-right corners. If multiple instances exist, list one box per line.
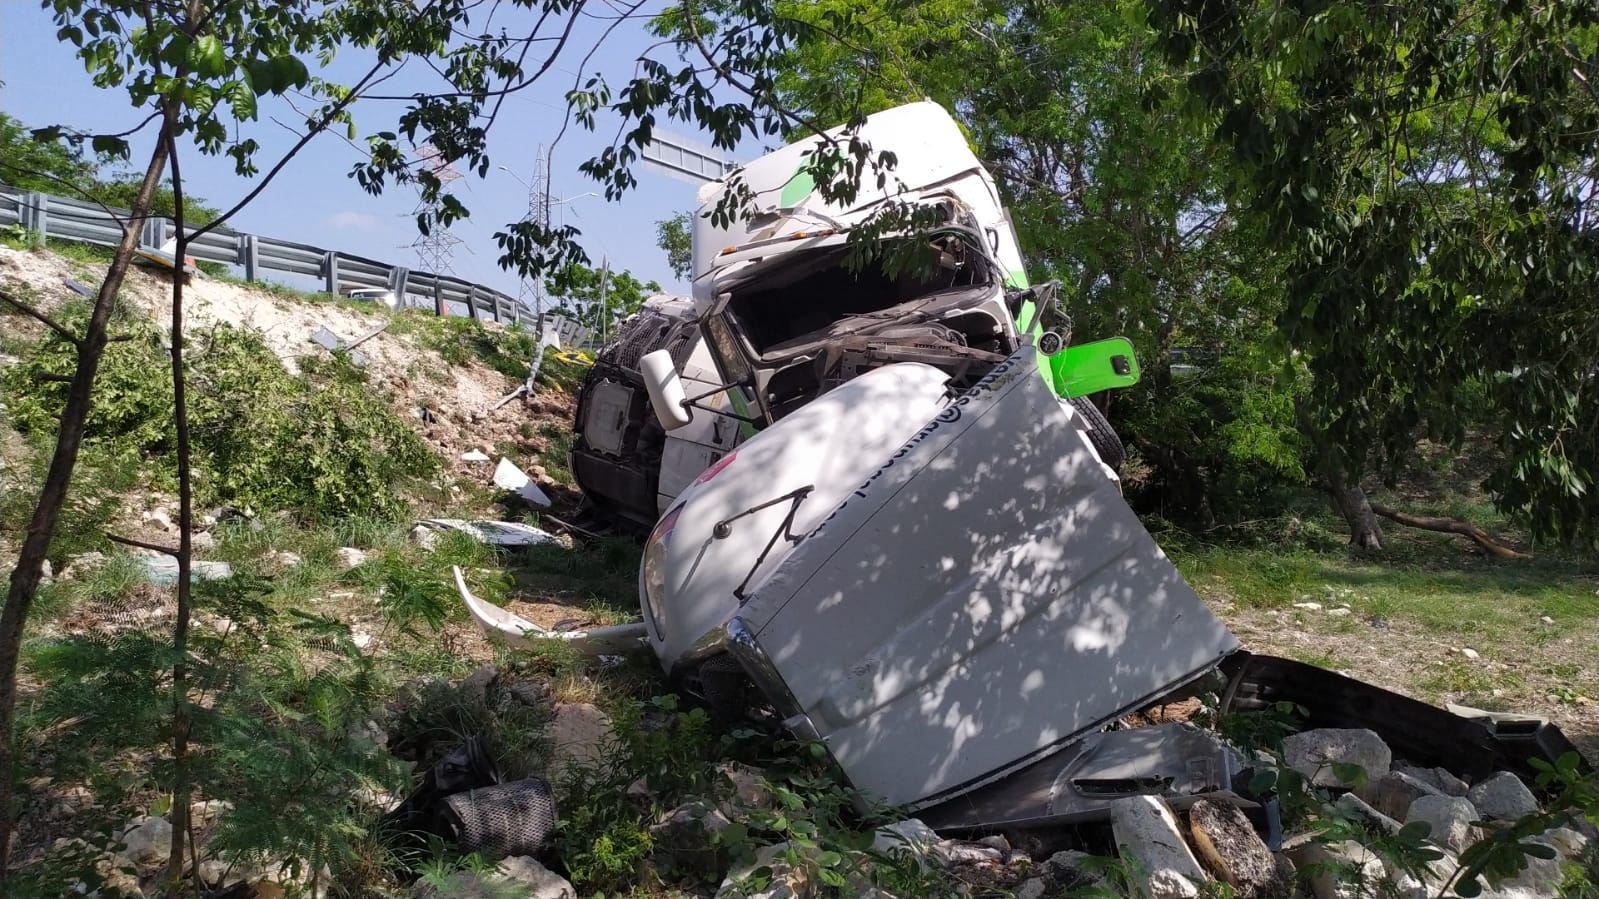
left=2, top=0, right=920, bottom=883
left=655, top=211, right=694, bottom=280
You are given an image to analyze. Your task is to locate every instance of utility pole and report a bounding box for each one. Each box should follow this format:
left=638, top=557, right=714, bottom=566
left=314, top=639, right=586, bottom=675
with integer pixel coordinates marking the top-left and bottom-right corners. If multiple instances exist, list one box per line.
left=596, top=255, right=610, bottom=346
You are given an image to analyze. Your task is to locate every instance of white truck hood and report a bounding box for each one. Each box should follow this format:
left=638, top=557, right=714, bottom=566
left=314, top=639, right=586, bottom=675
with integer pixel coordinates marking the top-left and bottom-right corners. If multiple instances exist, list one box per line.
left=730, top=348, right=1239, bottom=809
left=642, top=362, right=956, bottom=668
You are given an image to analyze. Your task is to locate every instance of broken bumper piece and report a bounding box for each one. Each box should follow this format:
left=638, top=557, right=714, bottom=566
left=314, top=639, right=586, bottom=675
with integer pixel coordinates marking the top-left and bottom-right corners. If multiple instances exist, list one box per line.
left=452, top=566, right=648, bottom=657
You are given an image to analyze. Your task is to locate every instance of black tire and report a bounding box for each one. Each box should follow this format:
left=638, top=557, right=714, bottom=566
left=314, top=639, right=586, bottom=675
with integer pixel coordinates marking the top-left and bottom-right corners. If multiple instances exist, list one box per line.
left=1069, top=395, right=1124, bottom=471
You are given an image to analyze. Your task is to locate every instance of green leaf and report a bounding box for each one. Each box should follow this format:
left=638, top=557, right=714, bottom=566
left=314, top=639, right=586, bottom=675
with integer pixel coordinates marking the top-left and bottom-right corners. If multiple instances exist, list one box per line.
left=1397, top=820, right=1433, bottom=843
left=227, top=80, right=257, bottom=120
left=244, top=58, right=276, bottom=94
left=1520, top=841, right=1558, bottom=860
left=192, top=34, right=226, bottom=79
left=1330, top=761, right=1369, bottom=788
left=814, top=850, right=842, bottom=868
left=90, top=135, right=129, bottom=160
left=268, top=55, right=309, bottom=93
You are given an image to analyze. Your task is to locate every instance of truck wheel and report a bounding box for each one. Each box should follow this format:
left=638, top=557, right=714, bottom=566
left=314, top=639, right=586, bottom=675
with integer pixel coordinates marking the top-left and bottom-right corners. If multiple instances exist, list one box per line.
left=1068, top=396, right=1124, bottom=471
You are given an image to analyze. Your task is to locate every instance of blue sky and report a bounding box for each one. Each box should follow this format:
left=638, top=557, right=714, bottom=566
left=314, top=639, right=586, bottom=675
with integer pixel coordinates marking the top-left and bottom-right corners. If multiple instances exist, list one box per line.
left=0, top=2, right=757, bottom=299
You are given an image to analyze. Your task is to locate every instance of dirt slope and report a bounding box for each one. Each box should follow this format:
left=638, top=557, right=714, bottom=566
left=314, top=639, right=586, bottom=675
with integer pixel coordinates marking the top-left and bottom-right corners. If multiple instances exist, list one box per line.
left=0, top=245, right=571, bottom=484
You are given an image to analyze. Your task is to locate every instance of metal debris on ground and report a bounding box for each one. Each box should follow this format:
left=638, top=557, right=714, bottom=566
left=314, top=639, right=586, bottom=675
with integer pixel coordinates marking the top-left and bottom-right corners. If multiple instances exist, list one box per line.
left=309, top=325, right=369, bottom=366
left=492, top=457, right=552, bottom=507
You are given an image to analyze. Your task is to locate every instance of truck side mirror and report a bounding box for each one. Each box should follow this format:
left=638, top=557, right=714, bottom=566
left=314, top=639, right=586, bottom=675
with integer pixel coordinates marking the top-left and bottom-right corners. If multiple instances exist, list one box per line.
left=641, top=349, right=693, bottom=430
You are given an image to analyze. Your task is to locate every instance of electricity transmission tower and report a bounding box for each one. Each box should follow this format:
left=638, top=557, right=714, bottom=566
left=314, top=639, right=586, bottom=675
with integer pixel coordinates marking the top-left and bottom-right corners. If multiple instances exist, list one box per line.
left=514, top=149, right=550, bottom=325
left=411, top=144, right=464, bottom=279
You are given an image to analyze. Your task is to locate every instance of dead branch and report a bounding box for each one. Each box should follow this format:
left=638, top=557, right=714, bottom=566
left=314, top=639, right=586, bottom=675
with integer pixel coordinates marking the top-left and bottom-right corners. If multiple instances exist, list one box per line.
left=1368, top=503, right=1531, bottom=559
left=106, top=532, right=178, bottom=556
left=0, top=288, right=81, bottom=348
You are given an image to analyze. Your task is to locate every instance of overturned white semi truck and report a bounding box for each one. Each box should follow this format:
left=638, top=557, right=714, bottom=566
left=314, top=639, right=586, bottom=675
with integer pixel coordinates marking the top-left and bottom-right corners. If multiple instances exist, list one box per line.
left=501, top=102, right=1585, bottom=831
left=568, top=101, right=1137, bottom=530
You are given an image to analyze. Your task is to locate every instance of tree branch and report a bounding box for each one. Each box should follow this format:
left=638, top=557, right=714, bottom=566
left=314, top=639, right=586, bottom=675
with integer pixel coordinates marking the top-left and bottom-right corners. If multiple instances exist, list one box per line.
left=106, top=532, right=178, bottom=556
left=1368, top=503, right=1531, bottom=559
left=0, top=287, right=81, bottom=347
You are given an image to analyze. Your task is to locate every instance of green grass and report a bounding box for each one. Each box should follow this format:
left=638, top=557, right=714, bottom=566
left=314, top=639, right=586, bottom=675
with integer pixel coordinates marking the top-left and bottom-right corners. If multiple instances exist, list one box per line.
left=533, top=421, right=576, bottom=486
left=1175, top=541, right=1596, bottom=634
left=501, top=536, right=641, bottom=625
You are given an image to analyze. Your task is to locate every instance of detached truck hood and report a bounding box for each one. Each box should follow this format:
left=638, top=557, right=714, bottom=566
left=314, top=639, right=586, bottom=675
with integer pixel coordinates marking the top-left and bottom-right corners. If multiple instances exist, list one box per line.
left=730, top=347, right=1239, bottom=810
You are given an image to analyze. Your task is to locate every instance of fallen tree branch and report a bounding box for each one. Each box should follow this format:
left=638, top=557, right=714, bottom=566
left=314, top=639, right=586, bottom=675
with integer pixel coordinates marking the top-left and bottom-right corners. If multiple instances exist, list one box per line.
left=106, top=532, right=177, bottom=556
left=1368, top=503, right=1531, bottom=559
left=0, top=288, right=81, bottom=348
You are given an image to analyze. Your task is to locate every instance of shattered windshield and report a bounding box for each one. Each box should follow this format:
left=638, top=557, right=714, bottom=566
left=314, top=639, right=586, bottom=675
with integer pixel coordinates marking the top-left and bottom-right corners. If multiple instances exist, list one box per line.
left=726, top=233, right=996, bottom=357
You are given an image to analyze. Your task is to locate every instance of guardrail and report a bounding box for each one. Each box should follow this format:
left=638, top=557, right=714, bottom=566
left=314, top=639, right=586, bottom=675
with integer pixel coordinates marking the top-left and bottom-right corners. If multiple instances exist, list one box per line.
left=0, top=184, right=529, bottom=326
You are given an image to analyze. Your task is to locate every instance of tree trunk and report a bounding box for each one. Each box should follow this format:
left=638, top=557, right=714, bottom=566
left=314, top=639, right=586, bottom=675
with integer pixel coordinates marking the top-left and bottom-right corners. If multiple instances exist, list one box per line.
left=0, top=116, right=174, bottom=879
left=1330, top=482, right=1384, bottom=549
left=161, top=124, right=197, bottom=889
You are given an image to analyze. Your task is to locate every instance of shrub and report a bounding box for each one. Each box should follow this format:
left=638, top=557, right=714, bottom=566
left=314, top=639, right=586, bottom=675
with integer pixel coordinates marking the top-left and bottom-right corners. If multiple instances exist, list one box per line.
left=1, top=306, right=439, bottom=519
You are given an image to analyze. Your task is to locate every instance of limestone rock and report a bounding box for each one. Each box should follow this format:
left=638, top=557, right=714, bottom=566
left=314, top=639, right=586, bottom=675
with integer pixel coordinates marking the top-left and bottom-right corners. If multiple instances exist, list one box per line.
left=1360, top=770, right=1446, bottom=820
left=1378, top=848, right=1458, bottom=899
left=1334, top=792, right=1403, bottom=835
left=116, top=815, right=173, bottom=865
left=1283, top=728, right=1392, bottom=788
left=1188, top=799, right=1280, bottom=899
left=547, top=702, right=614, bottom=785
left=1394, top=763, right=1471, bottom=797
left=718, top=761, right=773, bottom=810
left=410, top=524, right=440, bottom=549
left=1406, top=795, right=1478, bottom=854
left=1541, top=826, right=1589, bottom=859
left=416, top=855, right=575, bottom=899
left=1479, top=835, right=1564, bottom=899
left=1046, top=850, right=1108, bottom=889
left=649, top=801, right=732, bottom=875
left=1111, top=795, right=1210, bottom=899
left=1286, top=839, right=1384, bottom=899
left=335, top=546, right=367, bottom=569
left=1015, top=877, right=1047, bottom=899
left=1467, top=772, right=1539, bottom=821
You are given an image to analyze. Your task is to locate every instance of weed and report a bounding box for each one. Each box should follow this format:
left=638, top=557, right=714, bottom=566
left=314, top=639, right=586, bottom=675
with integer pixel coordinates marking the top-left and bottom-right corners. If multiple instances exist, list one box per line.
left=1199, top=700, right=1308, bottom=754
left=534, top=421, right=575, bottom=486
left=1416, top=659, right=1523, bottom=701
left=391, top=312, right=540, bottom=380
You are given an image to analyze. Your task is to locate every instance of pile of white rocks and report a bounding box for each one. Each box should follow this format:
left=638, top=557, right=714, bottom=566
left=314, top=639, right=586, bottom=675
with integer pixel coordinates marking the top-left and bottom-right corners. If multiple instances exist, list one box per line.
left=1101, top=727, right=1591, bottom=899
left=697, top=727, right=1590, bottom=899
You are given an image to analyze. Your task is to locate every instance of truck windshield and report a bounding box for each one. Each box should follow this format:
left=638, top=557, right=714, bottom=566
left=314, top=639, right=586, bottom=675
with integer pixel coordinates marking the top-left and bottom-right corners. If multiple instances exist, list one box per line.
left=726, top=234, right=995, bottom=357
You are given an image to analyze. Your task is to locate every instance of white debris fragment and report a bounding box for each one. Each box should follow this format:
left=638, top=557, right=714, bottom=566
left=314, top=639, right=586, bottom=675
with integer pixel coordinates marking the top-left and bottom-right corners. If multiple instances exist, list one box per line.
left=461, top=449, right=491, bottom=462
left=493, top=457, right=552, bottom=508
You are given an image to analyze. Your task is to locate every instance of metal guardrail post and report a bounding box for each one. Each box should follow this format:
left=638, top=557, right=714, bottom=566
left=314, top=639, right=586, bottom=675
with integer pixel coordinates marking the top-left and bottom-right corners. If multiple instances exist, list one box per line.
left=325, top=252, right=340, bottom=297
left=467, top=286, right=482, bottom=322
left=241, top=234, right=259, bottom=282
left=389, top=266, right=409, bottom=308
left=24, top=193, right=47, bottom=247
left=433, top=280, right=445, bottom=316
